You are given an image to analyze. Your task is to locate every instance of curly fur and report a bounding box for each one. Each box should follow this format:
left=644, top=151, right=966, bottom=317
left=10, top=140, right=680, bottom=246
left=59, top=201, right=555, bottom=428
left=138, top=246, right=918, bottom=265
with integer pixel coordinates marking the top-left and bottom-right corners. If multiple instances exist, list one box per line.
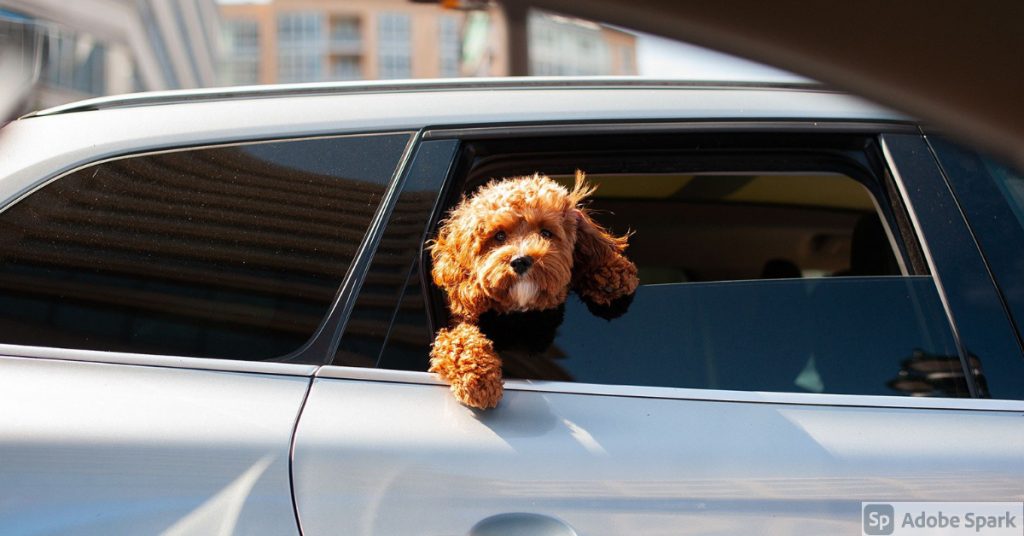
left=429, top=171, right=638, bottom=409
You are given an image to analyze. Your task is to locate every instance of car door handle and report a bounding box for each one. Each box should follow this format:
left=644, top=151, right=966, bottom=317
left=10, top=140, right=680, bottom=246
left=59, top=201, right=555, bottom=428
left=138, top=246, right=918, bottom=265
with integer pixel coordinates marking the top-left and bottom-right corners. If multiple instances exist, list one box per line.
left=469, top=513, right=578, bottom=536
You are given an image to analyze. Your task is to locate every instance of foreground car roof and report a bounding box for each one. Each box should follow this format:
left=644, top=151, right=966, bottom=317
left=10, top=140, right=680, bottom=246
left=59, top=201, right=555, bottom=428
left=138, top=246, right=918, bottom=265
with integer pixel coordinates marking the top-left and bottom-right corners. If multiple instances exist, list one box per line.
left=27, top=78, right=845, bottom=116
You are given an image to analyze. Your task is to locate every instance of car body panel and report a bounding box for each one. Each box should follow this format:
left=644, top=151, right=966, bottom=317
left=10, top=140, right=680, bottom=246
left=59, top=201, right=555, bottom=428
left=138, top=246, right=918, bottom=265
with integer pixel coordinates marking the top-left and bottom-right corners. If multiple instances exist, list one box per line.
left=293, top=368, right=1024, bottom=536
left=0, top=355, right=307, bottom=536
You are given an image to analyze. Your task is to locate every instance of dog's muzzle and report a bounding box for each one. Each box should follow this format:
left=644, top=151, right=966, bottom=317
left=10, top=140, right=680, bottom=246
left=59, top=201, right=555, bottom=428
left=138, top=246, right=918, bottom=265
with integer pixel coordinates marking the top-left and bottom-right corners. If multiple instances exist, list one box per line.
left=510, top=255, right=533, bottom=275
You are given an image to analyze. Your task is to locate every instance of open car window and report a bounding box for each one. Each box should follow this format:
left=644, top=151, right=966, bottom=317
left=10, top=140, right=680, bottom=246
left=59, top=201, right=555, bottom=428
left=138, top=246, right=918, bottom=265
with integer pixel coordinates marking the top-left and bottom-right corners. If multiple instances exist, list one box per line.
left=346, top=132, right=973, bottom=398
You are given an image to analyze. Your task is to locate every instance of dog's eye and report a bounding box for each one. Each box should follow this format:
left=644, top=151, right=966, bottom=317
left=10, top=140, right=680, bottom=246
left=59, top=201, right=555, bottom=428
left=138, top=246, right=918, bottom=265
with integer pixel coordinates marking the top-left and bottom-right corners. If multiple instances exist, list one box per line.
left=494, top=230, right=507, bottom=243
left=539, top=229, right=554, bottom=239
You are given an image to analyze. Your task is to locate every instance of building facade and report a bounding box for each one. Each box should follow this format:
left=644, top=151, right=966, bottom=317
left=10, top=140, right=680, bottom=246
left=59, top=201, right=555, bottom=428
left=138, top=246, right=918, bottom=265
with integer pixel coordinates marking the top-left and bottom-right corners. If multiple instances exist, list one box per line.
left=218, top=0, right=508, bottom=85
left=1, top=0, right=639, bottom=109
left=0, top=0, right=220, bottom=108
left=218, top=1, right=637, bottom=86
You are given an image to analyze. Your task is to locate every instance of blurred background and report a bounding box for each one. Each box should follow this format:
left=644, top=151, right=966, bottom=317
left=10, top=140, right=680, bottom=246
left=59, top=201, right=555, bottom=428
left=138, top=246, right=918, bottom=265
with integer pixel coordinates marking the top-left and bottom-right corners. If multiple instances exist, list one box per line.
left=0, top=0, right=803, bottom=112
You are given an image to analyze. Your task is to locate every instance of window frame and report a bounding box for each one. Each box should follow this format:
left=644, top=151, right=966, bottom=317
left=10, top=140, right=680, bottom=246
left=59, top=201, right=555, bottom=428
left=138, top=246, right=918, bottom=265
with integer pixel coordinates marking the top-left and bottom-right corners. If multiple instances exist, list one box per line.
left=0, top=130, right=418, bottom=373
left=338, top=121, right=1022, bottom=403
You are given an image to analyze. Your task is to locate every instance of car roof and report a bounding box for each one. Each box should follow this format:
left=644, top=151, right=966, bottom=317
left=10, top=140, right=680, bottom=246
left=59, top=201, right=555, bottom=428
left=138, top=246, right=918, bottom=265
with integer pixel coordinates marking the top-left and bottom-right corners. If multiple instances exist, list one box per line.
left=25, top=77, right=858, bottom=117
left=0, top=78, right=908, bottom=205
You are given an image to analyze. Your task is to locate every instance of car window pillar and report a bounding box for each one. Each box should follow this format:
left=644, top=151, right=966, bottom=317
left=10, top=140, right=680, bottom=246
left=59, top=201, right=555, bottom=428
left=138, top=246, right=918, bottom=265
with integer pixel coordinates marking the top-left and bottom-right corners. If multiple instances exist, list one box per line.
left=881, top=133, right=1024, bottom=399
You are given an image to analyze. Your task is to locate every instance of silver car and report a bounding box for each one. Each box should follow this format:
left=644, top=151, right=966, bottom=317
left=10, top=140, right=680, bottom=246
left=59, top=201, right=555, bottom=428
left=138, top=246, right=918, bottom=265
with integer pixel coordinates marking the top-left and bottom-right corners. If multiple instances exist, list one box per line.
left=0, top=79, right=1021, bottom=535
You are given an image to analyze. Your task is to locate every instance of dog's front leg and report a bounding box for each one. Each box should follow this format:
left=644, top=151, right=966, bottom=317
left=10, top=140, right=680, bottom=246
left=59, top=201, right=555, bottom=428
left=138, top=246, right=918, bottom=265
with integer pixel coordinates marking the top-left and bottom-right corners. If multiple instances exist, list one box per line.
left=429, top=321, right=504, bottom=409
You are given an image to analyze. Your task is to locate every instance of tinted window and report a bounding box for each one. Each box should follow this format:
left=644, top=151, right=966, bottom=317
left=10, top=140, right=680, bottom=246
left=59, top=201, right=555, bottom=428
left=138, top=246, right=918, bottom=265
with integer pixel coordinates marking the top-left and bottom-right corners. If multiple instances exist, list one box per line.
left=0, top=133, right=410, bottom=361
left=517, top=277, right=961, bottom=396
left=930, top=138, right=1024, bottom=327
left=929, top=136, right=1024, bottom=397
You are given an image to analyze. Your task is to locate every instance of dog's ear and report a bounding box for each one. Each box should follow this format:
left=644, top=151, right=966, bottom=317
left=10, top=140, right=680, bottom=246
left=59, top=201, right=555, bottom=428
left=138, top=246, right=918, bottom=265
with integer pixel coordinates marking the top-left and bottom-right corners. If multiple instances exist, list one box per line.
left=430, top=204, right=487, bottom=320
left=569, top=170, right=639, bottom=319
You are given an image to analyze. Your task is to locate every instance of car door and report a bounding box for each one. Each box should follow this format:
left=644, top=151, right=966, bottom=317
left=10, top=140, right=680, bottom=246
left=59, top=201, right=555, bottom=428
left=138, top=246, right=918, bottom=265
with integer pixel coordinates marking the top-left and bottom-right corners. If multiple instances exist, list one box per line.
left=0, top=129, right=414, bottom=535
left=291, top=130, right=1024, bottom=536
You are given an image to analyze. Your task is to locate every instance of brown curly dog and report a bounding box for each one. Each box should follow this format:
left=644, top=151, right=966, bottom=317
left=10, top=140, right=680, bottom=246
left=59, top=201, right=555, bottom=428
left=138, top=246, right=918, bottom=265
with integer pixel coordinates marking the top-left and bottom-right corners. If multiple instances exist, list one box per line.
left=429, top=171, right=638, bottom=409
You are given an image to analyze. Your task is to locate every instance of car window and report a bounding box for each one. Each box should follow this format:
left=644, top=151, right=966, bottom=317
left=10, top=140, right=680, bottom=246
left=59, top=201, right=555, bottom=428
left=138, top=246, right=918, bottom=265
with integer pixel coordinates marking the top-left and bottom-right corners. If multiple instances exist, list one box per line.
left=928, top=136, right=1024, bottom=396
left=0, top=133, right=410, bottom=362
left=349, top=133, right=972, bottom=397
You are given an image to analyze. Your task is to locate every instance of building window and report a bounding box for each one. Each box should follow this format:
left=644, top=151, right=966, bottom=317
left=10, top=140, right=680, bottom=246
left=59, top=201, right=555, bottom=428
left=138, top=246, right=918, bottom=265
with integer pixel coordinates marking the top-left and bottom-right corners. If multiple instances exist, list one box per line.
left=277, top=12, right=323, bottom=83
left=221, top=19, right=260, bottom=85
left=438, top=15, right=460, bottom=77
left=331, top=56, right=361, bottom=81
left=328, top=16, right=361, bottom=80
left=42, top=28, right=106, bottom=95
left=378, top=12, right=411, bottom=80
left=330, top=17, right=361, bottom=53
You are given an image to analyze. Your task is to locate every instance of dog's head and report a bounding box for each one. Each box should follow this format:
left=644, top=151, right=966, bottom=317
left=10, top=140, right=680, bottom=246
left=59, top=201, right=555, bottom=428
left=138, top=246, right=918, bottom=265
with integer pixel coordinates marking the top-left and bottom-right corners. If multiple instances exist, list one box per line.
left=431, top=171, right=636, bottom=319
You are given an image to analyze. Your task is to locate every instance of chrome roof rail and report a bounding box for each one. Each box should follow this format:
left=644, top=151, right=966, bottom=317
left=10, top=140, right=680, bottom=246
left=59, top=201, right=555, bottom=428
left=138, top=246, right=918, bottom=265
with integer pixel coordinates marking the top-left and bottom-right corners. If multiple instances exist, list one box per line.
left=25, top=77, right=827, bottom=118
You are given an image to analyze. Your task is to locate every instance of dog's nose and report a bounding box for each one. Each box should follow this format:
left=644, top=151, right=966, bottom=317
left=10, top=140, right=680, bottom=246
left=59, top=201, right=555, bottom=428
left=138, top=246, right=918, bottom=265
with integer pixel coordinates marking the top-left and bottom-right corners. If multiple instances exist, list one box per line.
left=510, top=255, right=534, bottom=275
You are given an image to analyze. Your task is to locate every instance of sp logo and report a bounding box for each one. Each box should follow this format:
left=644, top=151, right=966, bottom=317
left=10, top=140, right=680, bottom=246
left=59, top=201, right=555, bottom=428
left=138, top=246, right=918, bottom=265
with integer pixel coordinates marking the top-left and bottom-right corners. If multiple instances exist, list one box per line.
left=864, top=504, right=895, bottom=535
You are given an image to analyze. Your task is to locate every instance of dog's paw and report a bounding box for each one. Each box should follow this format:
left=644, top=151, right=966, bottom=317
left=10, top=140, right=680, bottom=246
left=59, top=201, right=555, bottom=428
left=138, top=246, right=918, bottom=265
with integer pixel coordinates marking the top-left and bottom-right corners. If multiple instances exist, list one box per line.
left=449, top=367, right=503, bottom=409
left=575, top=259, right=639, bottom=307
left=584, top=290, right=635, bottom=320
left=430, top=323, right=504, bottom=409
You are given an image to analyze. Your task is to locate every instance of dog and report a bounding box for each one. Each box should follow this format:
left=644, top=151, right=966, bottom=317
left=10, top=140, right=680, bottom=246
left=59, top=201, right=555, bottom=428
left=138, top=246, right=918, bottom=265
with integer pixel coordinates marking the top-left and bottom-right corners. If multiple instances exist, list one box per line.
left=428, top=171, right=638, bottom=409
